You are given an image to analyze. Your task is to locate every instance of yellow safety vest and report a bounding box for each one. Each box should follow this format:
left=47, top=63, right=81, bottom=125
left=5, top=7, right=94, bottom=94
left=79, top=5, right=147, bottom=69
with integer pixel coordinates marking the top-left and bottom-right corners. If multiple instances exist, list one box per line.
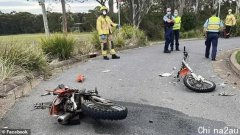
left=207, top=16, right=221, bottom=31
left=173, top=16, right=181, bottom=30
left=225, top=14, right=236, bottom=26
left=96, top=15, right=117, bottom=35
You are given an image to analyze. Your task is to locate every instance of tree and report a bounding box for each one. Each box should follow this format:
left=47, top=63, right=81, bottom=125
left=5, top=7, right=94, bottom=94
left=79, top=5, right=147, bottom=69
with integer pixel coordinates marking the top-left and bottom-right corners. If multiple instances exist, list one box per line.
left=95, top=0, right=107, bottom=6
left=127, top=0, right=155, bottom=27
left=27, top=0, right=50, bottom=36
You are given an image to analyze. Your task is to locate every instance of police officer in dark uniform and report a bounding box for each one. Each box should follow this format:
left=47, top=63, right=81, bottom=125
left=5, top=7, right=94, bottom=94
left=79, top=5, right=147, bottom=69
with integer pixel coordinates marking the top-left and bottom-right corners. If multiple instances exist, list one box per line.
left=203, top=10, right=224, bottom=61
left=163, top=8, right=175, bottom=53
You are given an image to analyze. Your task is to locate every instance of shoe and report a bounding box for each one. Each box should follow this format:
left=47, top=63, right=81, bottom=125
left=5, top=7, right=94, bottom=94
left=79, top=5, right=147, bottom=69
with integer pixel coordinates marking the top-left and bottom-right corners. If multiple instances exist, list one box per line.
left=103, top=56, right=109, bottom=60
left=211, top=58, right=216, bottom=61
left=176, top=48, right=180, bottom=51
left=164, top=50, right=171, bottom=53
left=112, top=54, right=120, bottom=59
left=171, top=48, right=174, bottom=51
left=205, top=56, right=209, bottom=59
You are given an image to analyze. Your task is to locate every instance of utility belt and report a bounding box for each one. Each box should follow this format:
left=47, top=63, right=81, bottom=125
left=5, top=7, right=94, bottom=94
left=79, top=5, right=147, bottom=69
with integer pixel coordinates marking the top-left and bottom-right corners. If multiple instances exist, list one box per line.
left=207, top=31, right=219, bottom=34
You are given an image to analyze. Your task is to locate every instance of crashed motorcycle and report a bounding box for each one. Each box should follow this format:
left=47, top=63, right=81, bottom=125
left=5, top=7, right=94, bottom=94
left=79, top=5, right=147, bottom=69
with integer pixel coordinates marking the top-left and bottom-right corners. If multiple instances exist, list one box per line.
left=33, top=84, right=128, bottom=124
left=176, top=46, right=216, bottom=92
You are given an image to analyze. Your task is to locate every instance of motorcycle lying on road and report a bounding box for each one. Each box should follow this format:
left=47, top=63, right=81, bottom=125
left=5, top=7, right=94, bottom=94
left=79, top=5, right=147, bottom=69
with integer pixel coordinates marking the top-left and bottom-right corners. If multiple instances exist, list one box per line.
left=176, top=46, right=216, bottom=92
left=33, top=84, right=128, bottom=124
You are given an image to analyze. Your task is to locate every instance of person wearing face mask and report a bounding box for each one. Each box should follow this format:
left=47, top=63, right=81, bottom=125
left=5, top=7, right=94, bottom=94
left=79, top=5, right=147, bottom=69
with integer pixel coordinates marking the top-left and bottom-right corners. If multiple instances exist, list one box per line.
left=163, top=8, right=175, bottom=53
left=224, top=9, right=236, bottom=38
left=171, top=9, right=181, bottom=51
left=96, top=6, right=120, bottom=60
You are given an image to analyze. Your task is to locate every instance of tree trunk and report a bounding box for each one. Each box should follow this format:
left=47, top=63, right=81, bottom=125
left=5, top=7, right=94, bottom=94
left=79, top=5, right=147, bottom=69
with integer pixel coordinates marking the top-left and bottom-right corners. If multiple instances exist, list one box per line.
left=132, top=0, right=136, bottom=26
left=179, top=0, right=185, bottom=16
left=108, top=0, right=114, bottom=14
left=39, top=0, right=50, bottom=36
left=61, top=0, right=68, bottom=36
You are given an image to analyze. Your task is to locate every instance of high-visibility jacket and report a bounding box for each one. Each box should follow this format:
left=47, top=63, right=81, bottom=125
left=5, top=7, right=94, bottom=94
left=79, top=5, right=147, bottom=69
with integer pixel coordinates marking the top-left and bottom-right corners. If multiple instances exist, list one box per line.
left=206, top=16, right=221, bottom=32
left=173, top=16, right=181, bottom=30
left=96, top=15, right=117, bottom=35
left=225, top=14, right=236, bottom=26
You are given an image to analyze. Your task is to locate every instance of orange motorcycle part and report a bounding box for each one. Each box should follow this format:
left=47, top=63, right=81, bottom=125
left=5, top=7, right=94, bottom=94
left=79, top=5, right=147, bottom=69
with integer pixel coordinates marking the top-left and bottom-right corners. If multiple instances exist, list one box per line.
left=76, top=74, right=84, bottom=82
left=179, top=67, right=190, bottom=77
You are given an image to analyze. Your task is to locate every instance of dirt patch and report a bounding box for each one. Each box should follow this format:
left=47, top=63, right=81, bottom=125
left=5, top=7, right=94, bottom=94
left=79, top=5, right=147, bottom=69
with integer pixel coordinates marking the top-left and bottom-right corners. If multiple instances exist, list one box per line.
left=212, top=49, right=240, bottom=90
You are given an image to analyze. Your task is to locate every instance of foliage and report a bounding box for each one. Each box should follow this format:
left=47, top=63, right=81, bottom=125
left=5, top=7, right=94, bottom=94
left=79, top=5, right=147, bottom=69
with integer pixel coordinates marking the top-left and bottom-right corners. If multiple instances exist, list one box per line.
left=0, top=42, right=48, bottom=81
left=41, top=35, right=75, bottom=60
left=236, top=51, right=240, bottom=65
left=90, top=25, right=148, bottom=49
left=74, top=40, right=96, bottom=55
left=230, top=14, right=240, bottom=37
left=181, top=12, right=197, bottom=31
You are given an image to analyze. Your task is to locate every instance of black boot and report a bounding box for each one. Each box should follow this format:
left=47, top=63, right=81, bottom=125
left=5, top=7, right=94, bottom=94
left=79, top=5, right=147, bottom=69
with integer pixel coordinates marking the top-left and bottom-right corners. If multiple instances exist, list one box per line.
left=112, top=54, right=120, bottom=59
left=103, top=56, right=109, bottom=60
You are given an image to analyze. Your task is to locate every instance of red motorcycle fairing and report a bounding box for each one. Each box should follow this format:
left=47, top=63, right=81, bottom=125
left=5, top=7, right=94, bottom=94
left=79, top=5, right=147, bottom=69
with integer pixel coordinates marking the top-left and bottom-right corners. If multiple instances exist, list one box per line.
left=50, top=97, right=64, bottom=115
left=179, top=67, right=190, bottom=77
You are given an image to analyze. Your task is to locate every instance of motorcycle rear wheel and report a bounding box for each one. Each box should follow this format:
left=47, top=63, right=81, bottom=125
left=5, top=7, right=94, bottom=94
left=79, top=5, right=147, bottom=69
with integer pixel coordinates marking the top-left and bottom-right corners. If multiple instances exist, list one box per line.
left=81, top=100, right=127, bottom=120
left=183, top=74, right=216, bottom=92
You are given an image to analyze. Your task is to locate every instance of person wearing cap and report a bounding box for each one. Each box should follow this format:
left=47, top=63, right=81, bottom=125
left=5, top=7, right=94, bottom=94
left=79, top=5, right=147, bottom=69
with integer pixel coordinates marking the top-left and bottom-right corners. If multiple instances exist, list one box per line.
left=224, top=9, right=236, bottom=38
left=171, top=9, right=181, bottom=51
left=203, top=10, right=224, bottom=61
left=96, top=6, right=120, bottom=60
left=163, top=8, right=175, bottom=53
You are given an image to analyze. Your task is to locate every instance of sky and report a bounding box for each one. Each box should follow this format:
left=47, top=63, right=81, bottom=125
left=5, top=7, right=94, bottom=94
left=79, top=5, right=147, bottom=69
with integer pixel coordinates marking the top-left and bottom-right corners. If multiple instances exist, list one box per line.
left=0, top=0, right=107, bottom=14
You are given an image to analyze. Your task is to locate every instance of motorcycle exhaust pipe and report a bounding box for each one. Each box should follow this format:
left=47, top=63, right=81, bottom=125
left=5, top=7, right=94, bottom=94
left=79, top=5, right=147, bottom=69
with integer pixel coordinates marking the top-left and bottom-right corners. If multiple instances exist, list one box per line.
left=57, top=113, right=73, bottom=124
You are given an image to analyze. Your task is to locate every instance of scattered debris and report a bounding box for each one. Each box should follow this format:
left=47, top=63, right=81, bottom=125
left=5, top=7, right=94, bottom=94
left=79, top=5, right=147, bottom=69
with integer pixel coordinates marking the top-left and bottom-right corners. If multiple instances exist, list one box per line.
left=219, top=82, right=227, bottom=88
left=76, top=74, right=85, bottom=82
left=118, top=79, right=122, bottom=81
left=3, top=127, right=8, bottom=129
left=149, top=120, right=153, bottom=123
left=218, top=92, right=236, bottom=96
left=89, top=52, right=99, bottom=58
left=102, top=70, right=111, bottom=73
left=159, top=73, right=172, bottom=77
left=234, top=82, right=237, bottom=85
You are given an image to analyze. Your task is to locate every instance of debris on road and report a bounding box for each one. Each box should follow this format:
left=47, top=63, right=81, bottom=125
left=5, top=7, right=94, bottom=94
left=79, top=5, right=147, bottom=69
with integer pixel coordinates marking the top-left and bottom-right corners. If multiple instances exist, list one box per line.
left=102, top=70, right=111, bottom=73
left=234, top=82, right=237, bottom=85
left=149, top=120, right=153, bottom=123
left=159, top=73, right=172, bottom=77
left=219, top=82, right=227, bottom=88
left=218, top=92, right=236, bottom=96
left=76, top=74, right=85, bottom=82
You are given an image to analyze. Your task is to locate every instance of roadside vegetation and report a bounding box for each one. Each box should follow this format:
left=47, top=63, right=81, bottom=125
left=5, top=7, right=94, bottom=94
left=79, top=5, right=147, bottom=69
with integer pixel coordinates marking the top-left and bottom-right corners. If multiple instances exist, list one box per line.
left=236, top=51, right=240, bottom=65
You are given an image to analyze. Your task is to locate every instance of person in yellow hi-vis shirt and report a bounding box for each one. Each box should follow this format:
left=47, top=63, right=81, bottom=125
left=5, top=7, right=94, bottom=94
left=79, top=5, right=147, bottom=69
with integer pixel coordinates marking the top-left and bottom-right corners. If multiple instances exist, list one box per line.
left=171, top=9, right=181, bottom=51
left=96, top=6, right=120, bottom=60
left=204, top=10, right=224, bottom=61
left=225, top=9, right=236, bottom=38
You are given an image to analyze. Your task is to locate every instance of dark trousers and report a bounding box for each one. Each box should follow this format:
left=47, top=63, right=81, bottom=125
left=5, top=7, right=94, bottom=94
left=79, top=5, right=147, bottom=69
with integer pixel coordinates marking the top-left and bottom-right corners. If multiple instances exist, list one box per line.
left=164, top=28, right=173, bottom=51
left=170, top=30, right=180, bottom=50
left=205, top=32, right=219, bottom=59
left=225, top=25, right=231, bottom=38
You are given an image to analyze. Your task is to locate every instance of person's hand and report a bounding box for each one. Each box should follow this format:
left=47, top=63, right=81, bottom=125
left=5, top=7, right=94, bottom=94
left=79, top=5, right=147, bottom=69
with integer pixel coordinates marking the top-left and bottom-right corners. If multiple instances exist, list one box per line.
left=100, top=34, right=106, bottom=40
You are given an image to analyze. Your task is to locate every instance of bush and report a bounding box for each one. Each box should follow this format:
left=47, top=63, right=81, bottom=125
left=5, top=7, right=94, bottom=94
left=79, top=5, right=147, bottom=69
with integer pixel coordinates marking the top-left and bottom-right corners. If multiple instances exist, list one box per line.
left=0, top=42, right=48, bottom=81
left=180, top=29, right=204, bottom=39
left=90, top=25, right=148, bottom=50
left=181, top=12, right=197, bottom=32
left=74, top=40, right=96, bottom=55
left=230, top=14, right=240, bottom=37
left=41, top=35, right=75, bottom=60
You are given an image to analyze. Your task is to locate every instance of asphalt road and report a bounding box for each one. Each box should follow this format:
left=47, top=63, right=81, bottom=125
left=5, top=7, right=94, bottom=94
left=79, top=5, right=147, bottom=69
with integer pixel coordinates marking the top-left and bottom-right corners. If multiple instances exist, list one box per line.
left=0, top=38, right=240, bottom=135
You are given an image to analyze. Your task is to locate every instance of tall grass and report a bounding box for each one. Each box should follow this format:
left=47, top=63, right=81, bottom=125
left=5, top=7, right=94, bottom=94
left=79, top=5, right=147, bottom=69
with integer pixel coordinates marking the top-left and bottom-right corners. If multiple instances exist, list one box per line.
left=0, top=41, right=48, bottom=82
left=41, top=35, right=75, bottom=60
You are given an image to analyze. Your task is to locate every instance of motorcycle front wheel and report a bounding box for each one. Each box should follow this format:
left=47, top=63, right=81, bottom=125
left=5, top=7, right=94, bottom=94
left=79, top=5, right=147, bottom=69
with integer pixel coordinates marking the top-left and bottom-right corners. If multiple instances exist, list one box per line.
left=81, top=100, right=128, bottom=120
left=183, top=74, right=216, bottom=93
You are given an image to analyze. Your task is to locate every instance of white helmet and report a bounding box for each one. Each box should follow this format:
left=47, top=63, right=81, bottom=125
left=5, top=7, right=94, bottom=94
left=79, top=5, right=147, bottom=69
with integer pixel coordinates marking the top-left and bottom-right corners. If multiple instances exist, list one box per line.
left=228, top=9, right=232, bottom=12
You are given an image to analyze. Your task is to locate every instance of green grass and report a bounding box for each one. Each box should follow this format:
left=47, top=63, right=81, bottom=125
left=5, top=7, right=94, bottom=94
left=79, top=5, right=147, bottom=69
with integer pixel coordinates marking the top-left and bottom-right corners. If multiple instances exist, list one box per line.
left=0, top=32, right=92, bottom=44
left=236, top=51, right=240, bottom=65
